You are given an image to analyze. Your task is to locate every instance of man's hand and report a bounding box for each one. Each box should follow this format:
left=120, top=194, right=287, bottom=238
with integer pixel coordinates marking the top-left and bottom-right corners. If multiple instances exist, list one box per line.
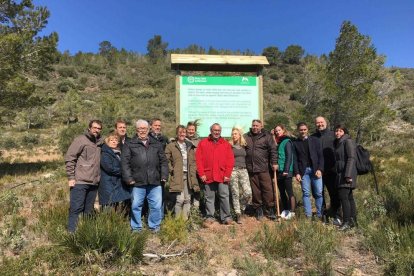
left=272, top=164, right=278, bottom=172
left=200, top=175, right=207, bottom=182
left=68, top=179, right=76, bottom=187
left=223, top=176, right=230, bottom=183
left=315, top=170, right=322, bottom=179
left=295, top=174, right=302, bottom=182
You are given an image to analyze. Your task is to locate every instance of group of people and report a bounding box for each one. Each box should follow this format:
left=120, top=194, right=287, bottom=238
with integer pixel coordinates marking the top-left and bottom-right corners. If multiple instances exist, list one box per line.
left=64, top=116, right=358, bottom=233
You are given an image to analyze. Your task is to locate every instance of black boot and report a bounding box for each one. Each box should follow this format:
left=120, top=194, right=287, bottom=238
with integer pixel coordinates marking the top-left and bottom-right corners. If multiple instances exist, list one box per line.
left=267, top=207, right=276, bottom=220
left=350, top=217, right=358, bottom=228
left=255, top=207, right=264, bottom=221
left=339, top=222, right=351, bottom=231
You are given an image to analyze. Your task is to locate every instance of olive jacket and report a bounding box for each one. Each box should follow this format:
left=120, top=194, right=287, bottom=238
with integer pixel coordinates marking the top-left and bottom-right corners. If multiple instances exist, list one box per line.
left=165, top=140, right=199, bottom=193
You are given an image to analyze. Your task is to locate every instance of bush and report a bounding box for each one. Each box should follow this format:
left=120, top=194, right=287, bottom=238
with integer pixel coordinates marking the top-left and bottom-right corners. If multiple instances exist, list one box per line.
left=383, top=173, right=414, bottom=225
left=22, top=132, right=40, bottom=146
left=268, top=83, right=285, bottom=95
left=159, top=212, right=188, bottom=245
left=58, top=123, right=85, bottom=154
left=254, top=223, right=297, bottom=258
left=57, top=79, right=76, bottom=93
left=37, top=203, right=68, bottom=242
left=297, top=220, right=337, bottom=274
left=0, top=191, right=21, bottom=216
left=61, top=209, right=148, bottom=264
left=57, top=67, right=78, bottom=78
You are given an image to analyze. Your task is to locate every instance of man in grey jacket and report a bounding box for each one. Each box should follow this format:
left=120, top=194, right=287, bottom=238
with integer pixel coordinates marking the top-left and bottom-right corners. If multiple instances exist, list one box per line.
left=65, top=120, right=103, bottom=232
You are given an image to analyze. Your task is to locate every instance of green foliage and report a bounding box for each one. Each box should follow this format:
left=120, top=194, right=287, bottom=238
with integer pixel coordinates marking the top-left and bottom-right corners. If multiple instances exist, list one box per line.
left=283, top=45, right=305, bottom=64
left=147, top=35, right=168, bottom=63
left=0, top=214, right=26, bottom=253
left=0, top=0, right=58, bottom=117
left=297, top=220, right=337, bottom=274
left=37, top=203, right=68, bottom=242
left=254, top=223, right=297, bottom=258
left=233, top=256, right=276, bottom=276
left=0, top=190, right=21, bottom=217
left=57, top=79, right=76, bottom=93
left=61, top=209, right=148, bottom=264
left=22, top=132, right=40, bottom=147
left=54, top=90, right=83, bottom=124
left=262, top=46, right=281, bottom=65
left=57, top=66, right=78, bottom=78
left=383, top=174, right=414, bottom=225
left=159, top=212, right=188, bottom=245
left=58, top=123, right=85, bottom=154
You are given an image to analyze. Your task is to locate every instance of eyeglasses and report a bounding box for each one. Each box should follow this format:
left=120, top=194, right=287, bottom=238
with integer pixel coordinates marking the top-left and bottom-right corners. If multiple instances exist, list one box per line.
left=298, top=128, right=308, bottom=131
left=91, top=126, right=102, bottom=130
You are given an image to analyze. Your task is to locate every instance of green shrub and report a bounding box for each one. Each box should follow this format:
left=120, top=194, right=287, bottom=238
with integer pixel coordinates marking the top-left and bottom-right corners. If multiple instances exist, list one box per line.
left=0, top=214, right=26, bottom=253
left=233, top=256, right=274, bottom=276
left=61, top=209, right=148, bottom=264
left=37, top=203, right=68, bottom=242
left=0, top=191, right=21, bottom=216
left=22, top=132, right=40, bottom=146
left=57, top=66, right=78, bottom=78
left=1, top=137, right=18, bottom=149
left=254, top=223, right=297, bottom=258
left=297, top=220, right=337, bottom=274
left=57, top=79, right=76, bottom=93
left=159, top=212, right=188, bottom=245
left=58, top=123, right=86, bottom=154
left=383, top=174, right=414, bottom=225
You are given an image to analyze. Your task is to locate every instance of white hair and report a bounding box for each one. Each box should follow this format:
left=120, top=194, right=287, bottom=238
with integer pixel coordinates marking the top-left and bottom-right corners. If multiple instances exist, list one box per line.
left=135, top=119, right=149, bottom=128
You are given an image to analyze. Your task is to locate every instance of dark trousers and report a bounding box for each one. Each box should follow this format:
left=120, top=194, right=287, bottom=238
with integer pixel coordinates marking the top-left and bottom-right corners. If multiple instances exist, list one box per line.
left=338, top=187, right=356, bottom=223
left=322, top=173, right=341, bottom=218
left=277, top=175, right=295, bottom=211
left=249, top=171, right=275, bottom=209
left=68, top=184, right=98, bottom=232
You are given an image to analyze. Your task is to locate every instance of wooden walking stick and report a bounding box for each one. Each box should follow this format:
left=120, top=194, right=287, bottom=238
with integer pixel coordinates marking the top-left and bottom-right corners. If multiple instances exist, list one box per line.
left=273, top=171, right=281, bottom=220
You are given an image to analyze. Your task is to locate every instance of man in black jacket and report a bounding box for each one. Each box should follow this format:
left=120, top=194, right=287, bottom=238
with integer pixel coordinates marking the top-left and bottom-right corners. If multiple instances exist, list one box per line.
left=312, top=116, right=341, bottom=225
left=122, top=119, right=168, bottom=232
left=293, top=122, right=324, bottom=219
left=149, top=118, right=169, bottom=149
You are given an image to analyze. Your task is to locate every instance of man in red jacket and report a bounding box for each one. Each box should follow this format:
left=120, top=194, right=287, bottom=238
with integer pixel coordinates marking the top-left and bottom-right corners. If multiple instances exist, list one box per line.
left=196, top=123, right=235, bottom=226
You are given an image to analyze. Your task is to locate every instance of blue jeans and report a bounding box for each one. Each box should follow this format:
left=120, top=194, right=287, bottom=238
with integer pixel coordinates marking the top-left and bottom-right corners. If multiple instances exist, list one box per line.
left=131, top=185, right=162, bottom=231
left=301, top=167, right=323, bottom=218
left=68, top=184, right=98, bottom=232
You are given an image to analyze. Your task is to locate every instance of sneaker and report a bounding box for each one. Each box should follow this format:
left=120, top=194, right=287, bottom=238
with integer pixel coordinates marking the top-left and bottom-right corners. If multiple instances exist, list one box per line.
left=339, top=222, right=351, bottom=231
left=255, top=207, right=264, bottom=221
left=280, top=210, right=288, bottom=218
left=285, top=211, right=295, bottom=220
left=333, top=218, right=342, bottom=227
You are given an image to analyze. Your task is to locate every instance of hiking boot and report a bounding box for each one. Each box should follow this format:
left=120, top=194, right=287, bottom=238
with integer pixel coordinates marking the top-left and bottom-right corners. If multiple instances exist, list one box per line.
left=223, top=218, right=235, bottom=225
left=202, top=218, right=215, bottom=228
left=339, top=222, right=351, bottom=231
left=350, top=217, right=358, bottom=228
left=255, top=207, right=264, bottom=221
left=267, top=207, right=276, bottom=220
left=333, top=217, right=342, bottom=227
left=236, top=214, right=243, bottom=224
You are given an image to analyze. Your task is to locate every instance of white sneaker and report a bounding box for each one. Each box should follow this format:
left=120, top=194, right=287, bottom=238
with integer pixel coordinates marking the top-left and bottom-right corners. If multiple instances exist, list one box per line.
left=280, top=210, right=288, bottom=218
left=285, top=212, right=295, bottom=220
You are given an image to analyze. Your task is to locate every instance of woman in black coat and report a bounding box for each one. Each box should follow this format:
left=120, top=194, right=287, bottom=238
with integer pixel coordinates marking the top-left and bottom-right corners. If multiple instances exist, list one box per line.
left=99, top=132, right=131, bottom=209
left=334, top=124, right=357, bottom=231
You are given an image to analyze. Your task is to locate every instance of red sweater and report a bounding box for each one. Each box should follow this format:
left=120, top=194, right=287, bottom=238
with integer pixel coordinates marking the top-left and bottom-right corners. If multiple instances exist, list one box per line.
left=196, top=136, right=235, bottom=184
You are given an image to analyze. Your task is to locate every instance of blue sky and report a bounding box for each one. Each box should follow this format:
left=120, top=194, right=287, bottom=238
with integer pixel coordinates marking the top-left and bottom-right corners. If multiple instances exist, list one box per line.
left=35, top=0, right=414, bottom=68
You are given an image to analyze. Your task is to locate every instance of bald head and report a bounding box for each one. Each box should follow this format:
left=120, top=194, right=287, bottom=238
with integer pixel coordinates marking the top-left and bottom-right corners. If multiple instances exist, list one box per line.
left=315, top=116, right=328, bottom=131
